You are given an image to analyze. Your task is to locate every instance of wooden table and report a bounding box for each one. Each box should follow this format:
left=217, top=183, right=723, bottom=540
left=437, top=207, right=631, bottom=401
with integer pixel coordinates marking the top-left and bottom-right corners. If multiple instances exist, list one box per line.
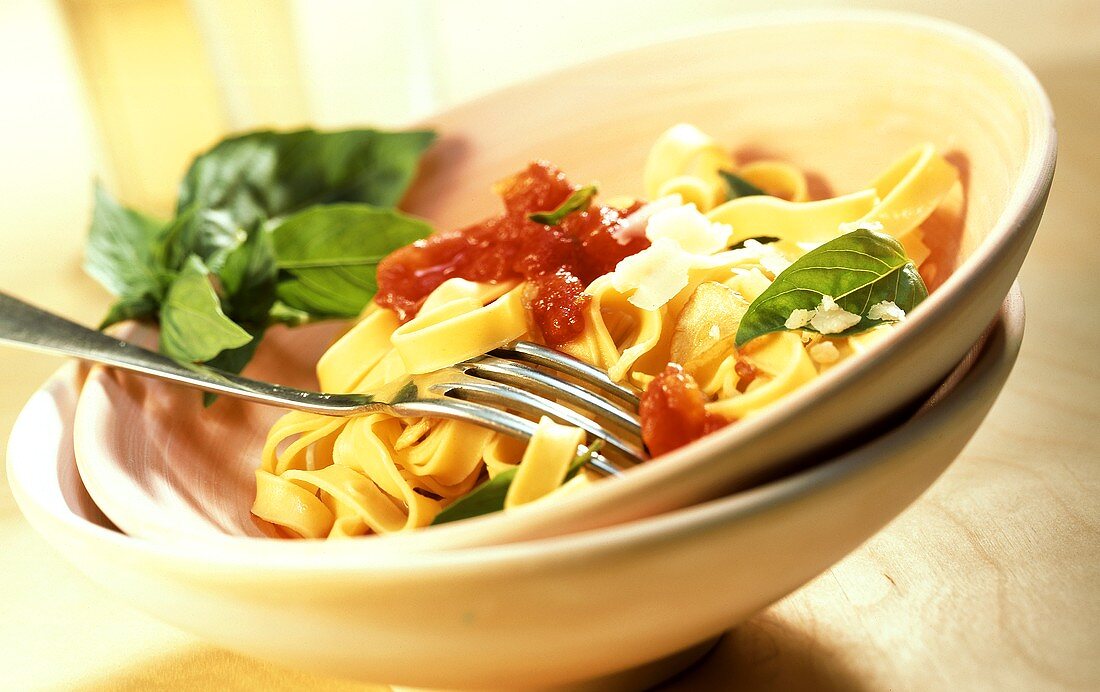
left=1, top=12, right=1097, bottom=692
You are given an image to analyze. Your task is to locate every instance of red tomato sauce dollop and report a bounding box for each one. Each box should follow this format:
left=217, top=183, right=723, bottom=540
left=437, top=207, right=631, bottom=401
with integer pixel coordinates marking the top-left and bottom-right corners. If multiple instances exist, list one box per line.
left=375, top=162, right=648, bottom=345
left=640, top=363, right=730, bottom=457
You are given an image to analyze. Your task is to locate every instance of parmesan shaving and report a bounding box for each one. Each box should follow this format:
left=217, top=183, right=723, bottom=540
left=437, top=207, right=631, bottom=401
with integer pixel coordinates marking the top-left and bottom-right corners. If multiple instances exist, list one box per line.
left=614, top=194, right=683, bottom=245
left=610, top=237, right=695, bottom=311
left=645, top=203, right=732, bottom=255
left=808, top=296, right=862, bottom=334
left=785, top=309, right=814, bottom=329
left=868, top=300, right=906, bottom=322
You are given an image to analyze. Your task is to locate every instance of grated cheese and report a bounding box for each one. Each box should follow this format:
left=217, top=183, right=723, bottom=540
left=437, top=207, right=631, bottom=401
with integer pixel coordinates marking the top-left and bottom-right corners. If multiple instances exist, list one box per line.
left=785, top=309, right=814, bottom=329
left=868, top=300, right=906, bottom=322
left=809, top=296, right=862, bottom=334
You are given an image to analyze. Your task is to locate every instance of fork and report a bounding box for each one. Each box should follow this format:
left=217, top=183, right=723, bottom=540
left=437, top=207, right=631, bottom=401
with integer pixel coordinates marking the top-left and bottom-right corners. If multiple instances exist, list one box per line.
left=0, top=291, right=645, bottom=476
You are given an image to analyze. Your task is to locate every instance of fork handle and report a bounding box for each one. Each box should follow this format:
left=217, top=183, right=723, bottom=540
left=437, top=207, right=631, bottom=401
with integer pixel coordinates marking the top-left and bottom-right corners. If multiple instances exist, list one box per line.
left=0, top=291, right=339, bottom=412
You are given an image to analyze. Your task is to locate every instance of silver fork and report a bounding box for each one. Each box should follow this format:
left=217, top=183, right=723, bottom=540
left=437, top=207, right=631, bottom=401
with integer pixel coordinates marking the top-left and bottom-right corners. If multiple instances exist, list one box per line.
left=0, top=291, right=645, bottom=475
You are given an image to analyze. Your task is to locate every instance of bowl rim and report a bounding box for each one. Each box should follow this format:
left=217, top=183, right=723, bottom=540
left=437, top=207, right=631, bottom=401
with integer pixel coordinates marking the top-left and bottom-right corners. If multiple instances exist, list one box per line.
left=6, top=283, right=1024, bottom=574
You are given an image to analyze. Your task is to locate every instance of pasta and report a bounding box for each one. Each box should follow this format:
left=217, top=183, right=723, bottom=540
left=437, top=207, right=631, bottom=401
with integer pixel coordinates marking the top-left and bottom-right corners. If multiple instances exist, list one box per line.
left=252, top=123, right=958, bottom=538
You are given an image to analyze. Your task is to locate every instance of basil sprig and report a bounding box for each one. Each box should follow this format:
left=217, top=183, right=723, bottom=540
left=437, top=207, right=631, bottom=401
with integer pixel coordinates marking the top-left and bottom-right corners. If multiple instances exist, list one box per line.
left=528, top=185, right=597, bottom=225
left=432, top=441, right=603, bottom=525
left=83, top=127, right=436, bottom=392
left=735, top=228, right=928, bottom=346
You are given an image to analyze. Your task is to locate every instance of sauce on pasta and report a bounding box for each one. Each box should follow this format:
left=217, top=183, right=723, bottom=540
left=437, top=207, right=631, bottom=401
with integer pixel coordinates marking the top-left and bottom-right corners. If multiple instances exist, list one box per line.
left=376, top=162, right=648, bottom=344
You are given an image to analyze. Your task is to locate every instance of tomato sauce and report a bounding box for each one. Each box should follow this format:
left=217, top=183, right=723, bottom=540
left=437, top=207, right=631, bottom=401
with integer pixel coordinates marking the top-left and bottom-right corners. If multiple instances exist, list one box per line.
left=640, top=363, right=729, bottom=457
left=376, top=162, right=648, bottom=345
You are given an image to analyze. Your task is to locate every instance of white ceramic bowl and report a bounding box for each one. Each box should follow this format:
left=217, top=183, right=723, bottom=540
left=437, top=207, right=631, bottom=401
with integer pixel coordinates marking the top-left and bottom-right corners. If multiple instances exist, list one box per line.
left=68, top=11, right=1054, bottom=549
left=7, top=287, right=1023, bottom=690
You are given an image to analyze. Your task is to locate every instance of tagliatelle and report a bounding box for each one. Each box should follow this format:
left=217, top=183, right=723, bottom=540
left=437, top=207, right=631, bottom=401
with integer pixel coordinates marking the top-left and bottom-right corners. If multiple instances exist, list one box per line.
left=708, top=189, right=879, bottom=247
left=737, top=160, right=810, bottom=202
left=253, top=278, right=540, bottom=537
left=392, top=280, right=526, bottom=374
left=860, top=143, right=959, bottom=237
left=706, top=332, right=817, bottom=420
left=505, top=417, right=586, bottom=509
left=643, top=123, right=735, bottom=210
left=252, top=124, right=959, bottom=539
left=559, top=274, right=666, bottom=385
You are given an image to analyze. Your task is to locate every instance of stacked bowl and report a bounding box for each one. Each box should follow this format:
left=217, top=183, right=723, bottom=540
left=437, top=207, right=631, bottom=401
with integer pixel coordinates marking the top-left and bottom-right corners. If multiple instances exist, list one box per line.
left=7, top=12, right=1053, bottom=691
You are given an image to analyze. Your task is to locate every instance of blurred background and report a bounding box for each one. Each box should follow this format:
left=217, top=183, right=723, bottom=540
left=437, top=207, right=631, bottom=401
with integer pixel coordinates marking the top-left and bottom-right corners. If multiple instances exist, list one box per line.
left=1, top=1, right=1097, bottom=689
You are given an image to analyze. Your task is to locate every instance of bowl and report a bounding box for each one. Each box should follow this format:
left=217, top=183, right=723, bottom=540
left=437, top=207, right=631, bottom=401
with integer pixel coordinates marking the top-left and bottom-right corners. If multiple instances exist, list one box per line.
left=68, top=11, right=1053, bottom=549
left=7, top=286, right=1023, bottom=690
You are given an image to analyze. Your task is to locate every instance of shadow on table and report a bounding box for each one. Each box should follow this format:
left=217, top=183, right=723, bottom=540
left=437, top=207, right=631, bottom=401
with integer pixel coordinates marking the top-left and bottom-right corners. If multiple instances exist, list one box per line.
left=658, top=610, right=869, bottom=692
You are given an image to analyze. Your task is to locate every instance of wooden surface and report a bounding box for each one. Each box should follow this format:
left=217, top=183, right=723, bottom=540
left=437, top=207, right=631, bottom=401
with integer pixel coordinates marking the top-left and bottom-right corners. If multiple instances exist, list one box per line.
left=1, top=4, right=1098, bottom=691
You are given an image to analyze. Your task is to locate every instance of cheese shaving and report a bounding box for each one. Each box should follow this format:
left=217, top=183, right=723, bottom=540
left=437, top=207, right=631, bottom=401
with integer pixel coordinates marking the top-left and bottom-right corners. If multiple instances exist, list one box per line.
left=610, top=237, right=695, bottom=311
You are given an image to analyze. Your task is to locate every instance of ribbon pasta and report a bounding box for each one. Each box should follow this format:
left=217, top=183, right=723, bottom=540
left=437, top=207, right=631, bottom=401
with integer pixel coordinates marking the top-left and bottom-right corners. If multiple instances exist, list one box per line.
left=252, top=124, right=959, bottom=539
left=253, top=278, right=540, bottom=538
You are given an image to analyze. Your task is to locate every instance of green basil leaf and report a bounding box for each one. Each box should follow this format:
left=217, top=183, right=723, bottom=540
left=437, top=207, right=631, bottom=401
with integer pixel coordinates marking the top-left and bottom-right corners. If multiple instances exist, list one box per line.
left=720, top=170, right=766, bottom=200
left=735, top=228, right=928, bottom=346
left=272, top=204, right=432, bottom=319
left=159, top=255, right=253, bottom=363
left=431, top=468, right=518, bottom=526
left=528, top=185, right=597, bottom=225
left=177, top=128, right=437, bottom=228
left=157, top=206, right=244, bottom=274
left=84, top=184, right=165, bottom=299
left=431, top=442, right=602, bottom=526
left=199, top=325, right=266, bottom=407
left=218, top=226, right=277, bottom=325
left=98, top=292, right=160, bottom=330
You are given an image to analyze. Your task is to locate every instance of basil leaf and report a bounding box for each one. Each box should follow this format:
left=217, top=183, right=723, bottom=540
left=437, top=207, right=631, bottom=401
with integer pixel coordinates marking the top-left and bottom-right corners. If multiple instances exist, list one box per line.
left=178, top=128, right=437, bottom=228
left=431, top=468, right=518, bottom=526
left=735, top=228, right=928, bottom=346
left=720, top=170, right=766, bottom=200
left=431, top=442, right=602, bottom=526
left=204, top=230, right=276, bottom=405
left=157, top=206, right=244, bottom=275
left=84, top=184, right=165, bottom=299
left=200, top=324, right=266, bottom=407
left=158, top=256, right=253, bottom=363
left=528, top=185, right=597, bottom=225
left=84, top=125, right=436, bottom=382
left=218, top=227, right=277, bottom=325
left=99, top=292, right=160, bottom=330
left=272, top=204, right=432, bottom=318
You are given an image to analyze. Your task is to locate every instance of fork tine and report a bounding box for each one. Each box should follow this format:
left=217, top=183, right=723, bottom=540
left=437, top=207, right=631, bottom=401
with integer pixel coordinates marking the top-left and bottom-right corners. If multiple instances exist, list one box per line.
left=490, top=341, right=641, bottom=409
left=460, top=356, right=642, bottom=438
left=390, top=399, right=626, bottom=476
left=436, top=379, right=646, bottom=463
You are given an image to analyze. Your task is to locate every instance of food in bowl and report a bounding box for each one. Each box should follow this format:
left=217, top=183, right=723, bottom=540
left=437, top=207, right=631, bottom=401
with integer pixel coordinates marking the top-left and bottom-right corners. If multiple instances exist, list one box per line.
left=248, top=124, right=960, bottom=537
